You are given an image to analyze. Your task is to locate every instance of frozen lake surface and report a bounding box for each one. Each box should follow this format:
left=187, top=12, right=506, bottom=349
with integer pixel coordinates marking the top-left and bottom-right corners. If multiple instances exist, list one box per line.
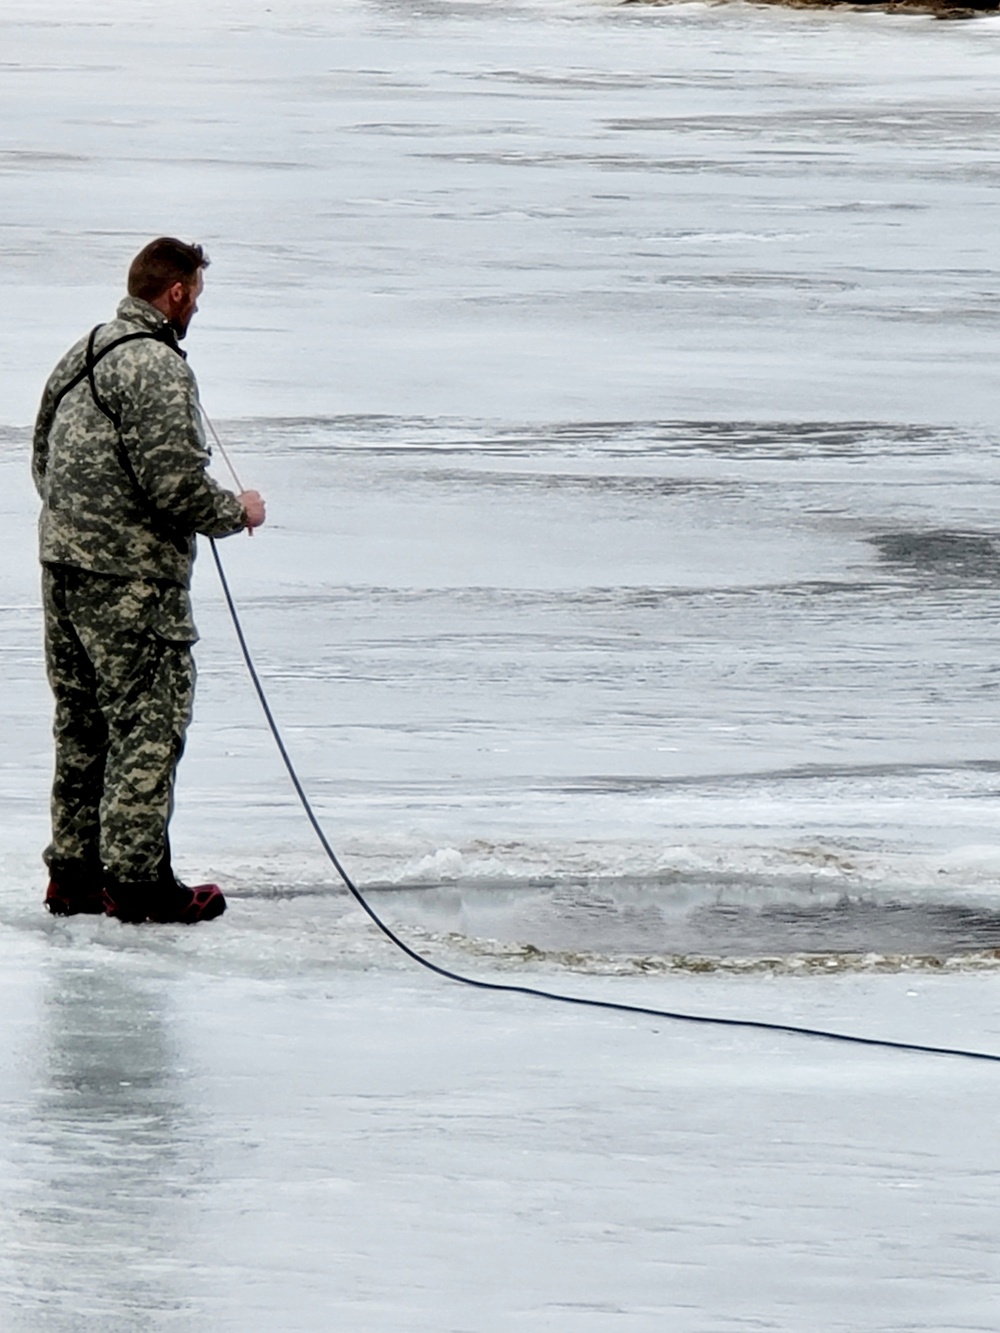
left=4, top=0, right=1000, bottom=1328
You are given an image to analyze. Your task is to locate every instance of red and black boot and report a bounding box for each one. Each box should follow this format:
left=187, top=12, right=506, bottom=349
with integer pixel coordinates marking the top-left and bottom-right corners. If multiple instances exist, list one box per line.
left=104, top=873, right=226, bottom=924
left=148, top=878, right=227, bottom=924
left=44, top=862, right=105, bottom=916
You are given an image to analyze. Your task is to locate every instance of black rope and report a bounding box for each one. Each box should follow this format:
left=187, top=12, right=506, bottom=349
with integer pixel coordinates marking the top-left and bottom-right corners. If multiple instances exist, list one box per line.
left=210, top=539, right=1000, bottom=1066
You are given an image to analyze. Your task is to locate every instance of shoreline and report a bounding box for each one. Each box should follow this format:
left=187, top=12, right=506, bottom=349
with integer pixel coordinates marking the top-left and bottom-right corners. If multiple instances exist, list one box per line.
left=623, top=0, right=1000, bottom=19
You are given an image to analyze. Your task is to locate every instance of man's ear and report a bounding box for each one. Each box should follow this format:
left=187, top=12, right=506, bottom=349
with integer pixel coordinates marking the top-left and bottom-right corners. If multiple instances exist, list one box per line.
left=167, top=280, right=186, bottom=308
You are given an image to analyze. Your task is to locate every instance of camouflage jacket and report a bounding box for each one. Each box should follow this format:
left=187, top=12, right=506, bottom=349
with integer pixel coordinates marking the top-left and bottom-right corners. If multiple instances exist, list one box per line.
left=33, top=297, right=246, bottom=599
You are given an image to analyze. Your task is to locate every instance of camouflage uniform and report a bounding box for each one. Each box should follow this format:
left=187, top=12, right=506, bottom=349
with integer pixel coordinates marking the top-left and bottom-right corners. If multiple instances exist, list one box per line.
left=33, top=296, right=246, bottom=887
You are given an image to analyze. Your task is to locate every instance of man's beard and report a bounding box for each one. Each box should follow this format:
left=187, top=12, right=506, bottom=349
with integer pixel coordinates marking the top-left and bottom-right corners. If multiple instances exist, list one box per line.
left=168, top=293, right=197, bottom=339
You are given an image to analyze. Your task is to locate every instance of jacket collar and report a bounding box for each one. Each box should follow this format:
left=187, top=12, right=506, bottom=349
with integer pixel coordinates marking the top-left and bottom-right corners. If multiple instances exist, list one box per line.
left=117, top=295, right=170, bottom=331
left=115, top=296, right=186, bottom=358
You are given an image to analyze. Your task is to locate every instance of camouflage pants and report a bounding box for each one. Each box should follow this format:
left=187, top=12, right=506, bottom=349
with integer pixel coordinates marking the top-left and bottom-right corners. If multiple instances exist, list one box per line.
left=42, top=564, right=195, bottom=884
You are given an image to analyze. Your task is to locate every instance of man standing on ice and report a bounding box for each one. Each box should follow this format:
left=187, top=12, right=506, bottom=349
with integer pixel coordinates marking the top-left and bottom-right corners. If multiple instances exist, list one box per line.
left=32, top=237, right=266, bottom=924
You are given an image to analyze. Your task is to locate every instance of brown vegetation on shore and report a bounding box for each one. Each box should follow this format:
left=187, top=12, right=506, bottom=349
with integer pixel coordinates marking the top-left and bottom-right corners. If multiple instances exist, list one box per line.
left=622, top=0, right=999, bottom=19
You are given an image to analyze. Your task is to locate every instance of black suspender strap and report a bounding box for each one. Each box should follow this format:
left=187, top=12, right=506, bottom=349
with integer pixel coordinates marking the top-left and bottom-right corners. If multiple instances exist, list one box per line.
left=85, top=325, right=122, bottom=429
left=50, top=323, right=181, bottom=416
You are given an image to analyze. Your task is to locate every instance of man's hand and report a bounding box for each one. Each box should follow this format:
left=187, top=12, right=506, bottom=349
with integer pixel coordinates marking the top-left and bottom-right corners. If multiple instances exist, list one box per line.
left=239, top=490, right=266, bottom=529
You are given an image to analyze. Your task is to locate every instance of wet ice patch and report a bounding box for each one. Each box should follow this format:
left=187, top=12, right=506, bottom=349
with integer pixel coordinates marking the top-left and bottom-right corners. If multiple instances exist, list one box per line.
left=371, top=875, right=1000, bottom=973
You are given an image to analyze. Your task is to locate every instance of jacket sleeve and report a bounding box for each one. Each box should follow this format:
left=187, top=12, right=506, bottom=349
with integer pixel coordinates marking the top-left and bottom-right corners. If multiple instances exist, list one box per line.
left=32, top=346, right=80, bottom=497
left=32, top=384, right=55, bottom=498
left=106, top=342, right=247, bottom=538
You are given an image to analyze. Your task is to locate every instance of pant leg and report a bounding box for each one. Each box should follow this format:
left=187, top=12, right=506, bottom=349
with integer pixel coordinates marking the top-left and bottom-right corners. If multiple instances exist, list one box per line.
left=42, top=565, right=107, bottom=878
left=99, top=639, right=194, bottom=883
left=61, top=570, right=195, bottom=884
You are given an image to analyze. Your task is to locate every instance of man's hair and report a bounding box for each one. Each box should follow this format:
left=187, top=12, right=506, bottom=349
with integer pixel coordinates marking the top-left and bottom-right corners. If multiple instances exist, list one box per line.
left=127, top=237, right=210, bottom=301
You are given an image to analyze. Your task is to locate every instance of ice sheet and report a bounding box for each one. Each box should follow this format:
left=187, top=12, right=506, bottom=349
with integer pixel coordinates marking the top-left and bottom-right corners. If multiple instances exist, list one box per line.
left=5, top=0, right=1000, bottom=1328
left=2, top=921, right=1000, bottom=1333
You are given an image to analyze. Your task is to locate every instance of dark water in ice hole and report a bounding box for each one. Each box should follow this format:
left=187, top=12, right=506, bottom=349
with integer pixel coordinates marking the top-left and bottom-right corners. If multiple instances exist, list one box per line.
left=372, top=880, right=1000, bottom=961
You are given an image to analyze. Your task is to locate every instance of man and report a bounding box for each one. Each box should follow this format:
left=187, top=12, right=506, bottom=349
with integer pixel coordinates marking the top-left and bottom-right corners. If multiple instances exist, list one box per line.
left=32, top=237, right=266, bottom=924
